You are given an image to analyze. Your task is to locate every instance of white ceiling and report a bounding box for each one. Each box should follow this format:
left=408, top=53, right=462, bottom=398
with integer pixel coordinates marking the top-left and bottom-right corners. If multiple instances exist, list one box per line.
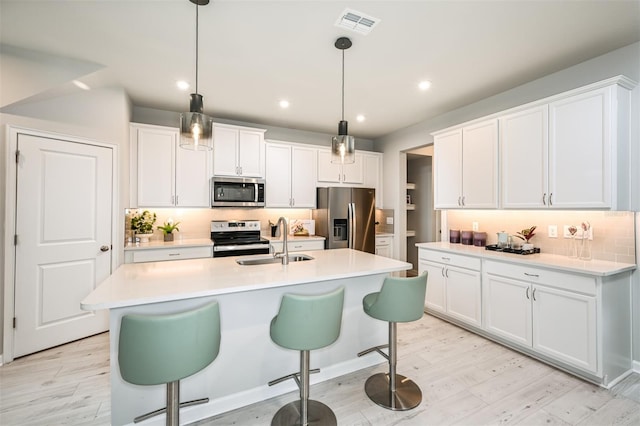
left=1, top=0, right=639, bottom=140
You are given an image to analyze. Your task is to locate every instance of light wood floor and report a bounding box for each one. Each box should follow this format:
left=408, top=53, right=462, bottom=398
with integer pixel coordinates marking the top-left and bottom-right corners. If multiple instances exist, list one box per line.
left=1, top=314, right=639, bottom=425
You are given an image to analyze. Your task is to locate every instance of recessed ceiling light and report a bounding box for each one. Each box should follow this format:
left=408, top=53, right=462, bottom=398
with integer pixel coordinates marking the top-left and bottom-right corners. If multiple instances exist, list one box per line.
left=356, top=114, right=366, bottom=122
left=176, top=80, right=190, bottom=91
left=418, top=80, right=432, bottom=91
left=279, top=100, right=290, bottom=109
left=72, top=80, right=90, bottom=90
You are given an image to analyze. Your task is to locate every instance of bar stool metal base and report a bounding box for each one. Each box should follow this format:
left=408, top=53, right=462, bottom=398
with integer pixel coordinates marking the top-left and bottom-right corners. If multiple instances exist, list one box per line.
left=364, top=372, right=422, bottom=411
left=271, top=399, right=337, bottom=426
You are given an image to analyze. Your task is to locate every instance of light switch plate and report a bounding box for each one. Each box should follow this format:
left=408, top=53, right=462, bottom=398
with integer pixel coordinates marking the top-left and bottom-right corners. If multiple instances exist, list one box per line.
left=548, top=225, right=558, bottom=238
left=386, top=217, right=393, bottom=225
left=472, top=222, right=479, bottom=231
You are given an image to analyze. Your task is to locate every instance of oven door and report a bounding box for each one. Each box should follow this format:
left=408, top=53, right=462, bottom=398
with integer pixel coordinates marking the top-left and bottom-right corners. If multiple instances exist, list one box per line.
left=213, top=243, right=270, bottom=257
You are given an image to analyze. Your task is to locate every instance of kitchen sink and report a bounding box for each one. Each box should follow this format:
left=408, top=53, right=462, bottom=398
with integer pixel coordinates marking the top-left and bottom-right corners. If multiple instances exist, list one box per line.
left=236, top=254, right=314, bottom=266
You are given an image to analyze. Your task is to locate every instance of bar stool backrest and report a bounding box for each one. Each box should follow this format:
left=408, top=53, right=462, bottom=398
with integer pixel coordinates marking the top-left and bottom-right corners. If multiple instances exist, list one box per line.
left=118, top=301, right=221, bottom=386
left=271, top=287, right=345, bottom=351
left=367, top=273, right=427, bottom=322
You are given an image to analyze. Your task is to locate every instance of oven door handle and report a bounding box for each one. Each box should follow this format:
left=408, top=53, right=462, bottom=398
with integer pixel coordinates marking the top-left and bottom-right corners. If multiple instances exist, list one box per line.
left=213, top=244, right=270, bottom=252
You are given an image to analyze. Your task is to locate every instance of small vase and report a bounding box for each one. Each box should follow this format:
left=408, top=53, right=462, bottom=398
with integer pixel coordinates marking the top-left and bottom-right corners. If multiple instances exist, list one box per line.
left=579, top=237, right=592, bottom=260
left=163, top=233, right=174, bottom=242
left=567, top=236, right=578, bottom=258
left=137, top=232, right=153, bottom=243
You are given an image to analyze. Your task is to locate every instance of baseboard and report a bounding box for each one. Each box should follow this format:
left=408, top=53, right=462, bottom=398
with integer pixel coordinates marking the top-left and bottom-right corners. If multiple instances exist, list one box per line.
left=0, top=354, right=3, bottom=366
left=633, top=360, right=640, bottom=373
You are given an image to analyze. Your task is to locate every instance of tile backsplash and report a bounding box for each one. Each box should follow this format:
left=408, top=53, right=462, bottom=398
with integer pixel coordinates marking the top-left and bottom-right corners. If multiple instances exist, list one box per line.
left=125, top=208, right=313, bottom=244
left=446, top=210, right=635, bottom=264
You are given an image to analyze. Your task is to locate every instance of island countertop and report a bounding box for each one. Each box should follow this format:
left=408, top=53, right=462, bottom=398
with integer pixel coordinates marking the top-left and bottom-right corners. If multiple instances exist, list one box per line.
left=81, top=248, right=411, bottom=311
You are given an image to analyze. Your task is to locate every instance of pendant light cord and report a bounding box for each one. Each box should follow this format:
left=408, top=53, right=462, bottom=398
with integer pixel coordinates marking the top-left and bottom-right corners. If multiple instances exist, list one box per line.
left=341, top=49, right=345, bottom=121
left=195, top=3, right=199, bottom=94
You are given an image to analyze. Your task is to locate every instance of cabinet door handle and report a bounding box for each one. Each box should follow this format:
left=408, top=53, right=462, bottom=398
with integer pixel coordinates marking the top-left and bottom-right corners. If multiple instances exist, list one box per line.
left=441, top=267, right=445, bottom=277
left=532, top=288, right=537, bottom=301
left=175, top=195, right=179, bottom=205
left=524, top=272, right=539, bottom=278
left=526, top=287, right=530, bottom=299
left=457, top=196, right=461, bottom=206
left=461, top=196, right=465, bottom=206
left=549, top=193, right=553, bottom=206
left=445, top=268, right=449, bottom=278
left=542, top=193, right=547, bottom=205
left=292, top=198, right=295, bottom=206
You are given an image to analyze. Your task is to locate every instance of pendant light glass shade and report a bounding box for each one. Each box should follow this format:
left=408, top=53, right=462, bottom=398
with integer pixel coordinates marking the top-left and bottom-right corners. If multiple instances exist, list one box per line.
left=180, top=94, right=213, bottom=150
left=331, top=37, right=355, bottom=164
left=180, top=0, right=213, bottom=151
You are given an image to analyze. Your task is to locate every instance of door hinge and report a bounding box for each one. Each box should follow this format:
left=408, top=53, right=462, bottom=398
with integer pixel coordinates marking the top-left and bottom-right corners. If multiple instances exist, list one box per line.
left=14, top=234, right=18, bottom=246
left=13, top=317, right=16, bottom=329
left=15, top=150, right=20, bottom=163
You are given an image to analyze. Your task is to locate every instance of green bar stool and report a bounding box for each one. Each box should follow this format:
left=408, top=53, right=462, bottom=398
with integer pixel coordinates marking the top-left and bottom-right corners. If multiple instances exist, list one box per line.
left=357, top=273, right=427, bottom=411
left=118, top=302, right=221, bottom=425
left=268, top=287, right=345, bottom=426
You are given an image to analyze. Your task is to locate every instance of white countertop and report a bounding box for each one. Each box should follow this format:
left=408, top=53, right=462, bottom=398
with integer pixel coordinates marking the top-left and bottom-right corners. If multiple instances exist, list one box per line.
left=416, top=242, right=635, bottom=277
left=124, top=238, right=213, bottom=251
left=82, top=248, right=411, bottom=310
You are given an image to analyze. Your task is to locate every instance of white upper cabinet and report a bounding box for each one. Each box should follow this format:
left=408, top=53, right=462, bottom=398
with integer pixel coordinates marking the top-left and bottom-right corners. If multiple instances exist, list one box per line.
left=500, top=105, right=549, bottom=208
left=131, top=123, right=211, bottom=208
left=434, top=119, right=498, bottom=209
left=548, top=87, right=612, bottom=209
left=501, top=79, right=633, bottom=210
left=265, top=141, right=317, bottom=208
left=317, top=149, right=364, bottom=185
left=213, top=124, right=265, bottom=178
left=363, top=152, right=384, bottom=208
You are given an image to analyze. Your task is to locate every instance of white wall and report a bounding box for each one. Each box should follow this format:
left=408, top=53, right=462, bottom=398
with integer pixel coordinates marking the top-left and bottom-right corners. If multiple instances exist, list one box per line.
left=376, top=41, right=640, bottom=362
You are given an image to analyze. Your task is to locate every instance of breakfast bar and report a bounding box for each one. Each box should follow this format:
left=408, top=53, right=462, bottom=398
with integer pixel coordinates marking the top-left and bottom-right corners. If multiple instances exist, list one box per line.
left=81, top=249, right=411, bottom=426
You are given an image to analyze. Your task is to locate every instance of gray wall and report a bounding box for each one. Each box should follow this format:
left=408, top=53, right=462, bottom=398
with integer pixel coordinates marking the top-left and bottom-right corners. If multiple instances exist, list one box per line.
left=376, top=41, right=640, bottom=363
left=132, top=106, right=377, bottom=151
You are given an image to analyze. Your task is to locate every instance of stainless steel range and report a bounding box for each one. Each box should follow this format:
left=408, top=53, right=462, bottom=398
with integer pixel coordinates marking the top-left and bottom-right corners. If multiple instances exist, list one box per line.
left=211, top=220, right=270, bottom=257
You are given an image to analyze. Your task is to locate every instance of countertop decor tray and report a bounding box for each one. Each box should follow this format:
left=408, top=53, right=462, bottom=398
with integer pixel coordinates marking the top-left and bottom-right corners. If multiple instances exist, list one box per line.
left=485, top=244, right=540, bottom=255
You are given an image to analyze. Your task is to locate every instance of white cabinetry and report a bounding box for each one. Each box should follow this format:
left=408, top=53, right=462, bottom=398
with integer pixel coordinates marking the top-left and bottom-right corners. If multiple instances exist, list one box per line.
left=363, top=152, right=383, bottom=208
left=502, top=81, right=632, bottom=209
left=131, top=123, right=211, bottom=207
left=265, top=141, right=317, bottom=208
left=269, top=239, right=325, bottom=253
left=125, top=246, right=213, bottom=263
left=317, top=149, right=364, bottom=184
left=375, top=235, right=393, bottom=258
left=484, top=261, right=597, bottom=373
left=418, top=250, right=482, bottom=327
left=433, top=119, right=498, bottom=209
left=213, top=124, right=265, bottom=178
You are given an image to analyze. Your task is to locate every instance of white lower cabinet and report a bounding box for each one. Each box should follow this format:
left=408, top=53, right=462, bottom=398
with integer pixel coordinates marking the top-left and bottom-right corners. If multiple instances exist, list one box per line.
left=125, top=246, right=213, bottom=263
left=269, top=239, right=325, bottom=254
left=375, top=235, right=393, bottom=258
left=418, top=250, right=481, bottom=327
left=484, top=260, right=598, bottom=376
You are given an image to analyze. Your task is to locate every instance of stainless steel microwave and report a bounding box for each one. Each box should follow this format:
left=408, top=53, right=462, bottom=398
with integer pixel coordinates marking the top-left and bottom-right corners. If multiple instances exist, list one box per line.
left=211, top=177, right=265, bottom=207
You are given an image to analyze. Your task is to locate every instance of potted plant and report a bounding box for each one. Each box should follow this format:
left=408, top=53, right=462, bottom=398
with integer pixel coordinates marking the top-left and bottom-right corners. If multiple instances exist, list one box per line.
left=130, top=210, right=156, bottom=243
left=157, top=219, right=180, bottom=242
left=515, top=225, right=536, bottom=250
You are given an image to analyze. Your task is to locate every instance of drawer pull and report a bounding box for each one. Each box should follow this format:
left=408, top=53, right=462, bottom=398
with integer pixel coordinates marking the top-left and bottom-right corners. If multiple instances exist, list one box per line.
left=524, top=272, right=539, bottom=278
left=168, top=253, right=181, bottom=257
left=441, top=257, right=451, bottom=262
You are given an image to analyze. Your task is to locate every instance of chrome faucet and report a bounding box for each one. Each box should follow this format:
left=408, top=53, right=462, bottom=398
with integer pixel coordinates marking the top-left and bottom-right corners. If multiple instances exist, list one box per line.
left=273, top=217, right=289, bottom=265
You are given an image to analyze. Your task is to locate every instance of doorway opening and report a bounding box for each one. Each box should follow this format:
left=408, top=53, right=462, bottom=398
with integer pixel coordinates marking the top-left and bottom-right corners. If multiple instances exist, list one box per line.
left=404, top=145, right=439, bottom=274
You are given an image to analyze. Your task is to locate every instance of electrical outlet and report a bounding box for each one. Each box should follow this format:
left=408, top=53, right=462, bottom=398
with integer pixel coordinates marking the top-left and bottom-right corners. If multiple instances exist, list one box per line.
left=472, top=222, right=479, bottom=231
left=386, top=217, right=394, bottom=225
left=548, top=225, right=558, bottom=238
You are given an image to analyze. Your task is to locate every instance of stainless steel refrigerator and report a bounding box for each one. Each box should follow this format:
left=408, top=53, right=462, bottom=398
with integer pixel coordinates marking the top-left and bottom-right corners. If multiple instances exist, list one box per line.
left=313, top=187, right=376, bottom=253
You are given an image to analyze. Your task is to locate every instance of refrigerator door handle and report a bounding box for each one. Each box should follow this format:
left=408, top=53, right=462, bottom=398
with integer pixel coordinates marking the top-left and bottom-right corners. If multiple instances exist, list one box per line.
left=348, top=202, right=356, bottom=249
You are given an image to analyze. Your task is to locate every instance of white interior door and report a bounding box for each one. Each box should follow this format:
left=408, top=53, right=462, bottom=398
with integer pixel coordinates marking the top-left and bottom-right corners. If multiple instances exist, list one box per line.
left=14, top=133, right=112, bottom=357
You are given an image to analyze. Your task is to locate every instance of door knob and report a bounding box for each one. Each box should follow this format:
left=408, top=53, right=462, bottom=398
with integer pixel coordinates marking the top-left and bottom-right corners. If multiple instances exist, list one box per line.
left=100, top=245, right=110, bottom=252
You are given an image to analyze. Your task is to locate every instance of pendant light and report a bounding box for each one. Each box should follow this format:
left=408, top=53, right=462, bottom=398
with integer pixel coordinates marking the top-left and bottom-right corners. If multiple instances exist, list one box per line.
left=331, top=37, right=355, bottom=164
left=180, top=0, right=213, bottom=151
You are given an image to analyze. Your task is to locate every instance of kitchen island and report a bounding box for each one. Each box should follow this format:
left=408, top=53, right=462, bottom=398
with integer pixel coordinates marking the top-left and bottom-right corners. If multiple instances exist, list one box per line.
left=81, top=249, right=411, bottom=426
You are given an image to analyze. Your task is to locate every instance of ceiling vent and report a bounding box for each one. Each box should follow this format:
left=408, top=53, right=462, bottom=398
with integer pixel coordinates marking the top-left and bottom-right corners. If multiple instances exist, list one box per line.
left=334, top=8, right=380, bottom=35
